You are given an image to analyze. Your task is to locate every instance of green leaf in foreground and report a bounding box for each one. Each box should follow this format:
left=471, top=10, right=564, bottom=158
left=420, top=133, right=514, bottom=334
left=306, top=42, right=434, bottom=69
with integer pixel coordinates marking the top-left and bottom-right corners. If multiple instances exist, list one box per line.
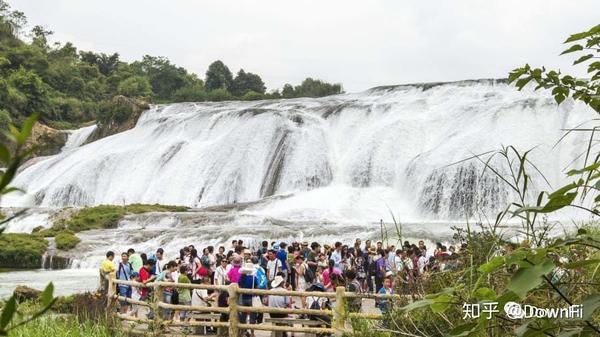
left=0, top=295, right=16, bottom=329
left=582, top=293, right=600, bottom=320
left=507, top=259, right=555, bottom=298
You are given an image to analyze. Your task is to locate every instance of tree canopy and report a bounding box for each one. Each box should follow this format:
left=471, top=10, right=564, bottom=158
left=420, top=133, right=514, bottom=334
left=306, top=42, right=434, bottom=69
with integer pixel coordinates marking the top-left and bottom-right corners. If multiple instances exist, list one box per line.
left=0, top=0, right=343, bottom=130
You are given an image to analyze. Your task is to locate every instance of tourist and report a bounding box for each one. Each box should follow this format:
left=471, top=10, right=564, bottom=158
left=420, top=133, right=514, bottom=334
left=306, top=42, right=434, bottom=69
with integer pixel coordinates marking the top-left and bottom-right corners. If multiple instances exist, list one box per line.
left=331, top=242, right=342, bottom=269
left=128, top=248, right=143, bottom=274
left=139, top=259, right=156, bottom=300
left=192, top=276, right=217, bottom=307
left=217, top=280, right=231, bottom=337
left=215, top=258, right=230, bottom=286
left=100, top=251, right=116, bottom=294
left=155, top=248, right=167, bottom=274
left=293, top=255, right=308, bottom=309
left=227, top=256, right=243, bottom=284
left=374, top=249, right=386, bottom=292
left=345, top=270, right=362, bottom=312
left=117, top=252, right=133, bottom=314
left=238, top=262, right=258, bottom=336
left=190, top=248, right=204, bottom=283
left=266, top=250, right=281, bottom=282
left=177, top=265, right=192, bottom=322
left=156, top=260, right=177, bottom=318
left=276, top=243, right=289, bottom=281
left=129, top=272, right=142, bottom=317
left=258, top=241, right=269, bottom=271
left=322, top=259, right=342, bottom=292
left=376, top=277, right=395, bottom=314
left=267, top=275, right=290, bottom=336
left=317, top=253, right=328, bottom=269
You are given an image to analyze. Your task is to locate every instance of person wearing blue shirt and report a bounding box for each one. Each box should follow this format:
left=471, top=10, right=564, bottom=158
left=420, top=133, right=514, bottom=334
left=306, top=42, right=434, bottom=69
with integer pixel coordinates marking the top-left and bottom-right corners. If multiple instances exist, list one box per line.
left=276, top=242, right=289, bottom=280
left=376, top=277, right=395, bottom=314
left=238, top=263, right=259, bottom=330
left=117, top=252, right=133, bottom=314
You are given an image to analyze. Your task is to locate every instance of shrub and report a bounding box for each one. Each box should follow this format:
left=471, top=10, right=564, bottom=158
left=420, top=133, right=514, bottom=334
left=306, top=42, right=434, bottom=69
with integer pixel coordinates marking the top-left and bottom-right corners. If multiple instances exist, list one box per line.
left=207, top=88, right=233, bottom=102
left=0, top=233, right=48, bottom=269
left=54, top=231, right=80, bottom=251
left=241, top=90, right=263, bottom=101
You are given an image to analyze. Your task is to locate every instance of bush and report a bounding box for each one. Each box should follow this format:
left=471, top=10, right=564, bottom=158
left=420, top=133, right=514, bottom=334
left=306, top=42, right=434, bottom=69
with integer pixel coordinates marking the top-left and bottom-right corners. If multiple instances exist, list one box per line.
left=171, top=84, right=207, bottom=102
left=241, top=90, right=263, bottom=101
left=117, top=76, right=153, bottom=98
left=54, top=231, right=80, bottom=251
left=0, top=233, right=48, bottom=269
left=207, top=88, right=233, bottom=102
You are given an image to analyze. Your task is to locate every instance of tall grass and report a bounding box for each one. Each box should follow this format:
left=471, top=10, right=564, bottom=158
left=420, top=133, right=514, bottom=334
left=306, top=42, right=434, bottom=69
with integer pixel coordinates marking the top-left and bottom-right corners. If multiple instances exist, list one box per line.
left=8, top=316, right=124, bottom=337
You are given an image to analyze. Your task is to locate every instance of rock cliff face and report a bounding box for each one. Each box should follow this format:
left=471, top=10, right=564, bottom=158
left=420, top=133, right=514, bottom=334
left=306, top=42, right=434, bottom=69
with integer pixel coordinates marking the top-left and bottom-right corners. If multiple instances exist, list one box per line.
left=85, top=95, right=150, bottom=144
left=26, top=123, right=69, bottom=157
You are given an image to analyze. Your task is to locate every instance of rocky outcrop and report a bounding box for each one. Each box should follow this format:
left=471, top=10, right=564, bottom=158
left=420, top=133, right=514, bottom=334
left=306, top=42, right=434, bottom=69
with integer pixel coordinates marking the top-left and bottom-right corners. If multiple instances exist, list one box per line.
left=13, top=285, right=42, bottom=302
left=86, top=95, right=150, bottom=144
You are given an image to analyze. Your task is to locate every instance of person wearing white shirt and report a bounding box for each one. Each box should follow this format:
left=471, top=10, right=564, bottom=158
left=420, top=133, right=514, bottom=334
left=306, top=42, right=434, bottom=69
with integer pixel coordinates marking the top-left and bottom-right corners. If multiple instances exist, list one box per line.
left=330, top=242, right=343, bottom=269
left=214, top=259, right=231, bottom=286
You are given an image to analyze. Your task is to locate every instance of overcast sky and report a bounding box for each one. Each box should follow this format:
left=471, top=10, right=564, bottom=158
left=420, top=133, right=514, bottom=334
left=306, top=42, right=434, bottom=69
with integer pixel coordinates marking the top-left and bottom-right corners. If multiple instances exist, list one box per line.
left=11, top=0, right=600, bottom=92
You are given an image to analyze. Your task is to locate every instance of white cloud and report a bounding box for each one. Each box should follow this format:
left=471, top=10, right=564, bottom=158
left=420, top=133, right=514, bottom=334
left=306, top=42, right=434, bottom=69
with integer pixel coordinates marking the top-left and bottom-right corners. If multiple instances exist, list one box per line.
left=10, top=0, right=600, bottom=92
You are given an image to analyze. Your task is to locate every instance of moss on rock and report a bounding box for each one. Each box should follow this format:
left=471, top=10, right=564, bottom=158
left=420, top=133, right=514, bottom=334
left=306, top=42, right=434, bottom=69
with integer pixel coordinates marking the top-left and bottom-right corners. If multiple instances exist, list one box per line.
left=54, top=231, right=81, bottom=251
left=0, top=233, right=48, bottom=269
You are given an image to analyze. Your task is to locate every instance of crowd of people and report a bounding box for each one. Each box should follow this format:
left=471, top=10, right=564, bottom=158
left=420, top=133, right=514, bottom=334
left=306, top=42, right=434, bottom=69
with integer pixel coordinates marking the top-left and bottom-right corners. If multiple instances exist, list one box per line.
left=99, top=238, right=466, bottom=334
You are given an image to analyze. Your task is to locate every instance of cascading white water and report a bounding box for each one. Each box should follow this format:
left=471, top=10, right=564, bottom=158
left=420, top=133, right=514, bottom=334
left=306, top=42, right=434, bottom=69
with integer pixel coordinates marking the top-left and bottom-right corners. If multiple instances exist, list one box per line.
left=4, top=79, right=596, bottom=222
left=61, top=124, right=97, bottom=152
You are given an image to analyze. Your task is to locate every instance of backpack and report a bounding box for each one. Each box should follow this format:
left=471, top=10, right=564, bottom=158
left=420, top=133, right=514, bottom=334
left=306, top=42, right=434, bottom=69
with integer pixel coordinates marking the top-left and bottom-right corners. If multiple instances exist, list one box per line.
left=256, top=267, right=268, bottom=289
left=303, top=263, right=315, bottom=283
left=308, top=297, right=331, bottom=323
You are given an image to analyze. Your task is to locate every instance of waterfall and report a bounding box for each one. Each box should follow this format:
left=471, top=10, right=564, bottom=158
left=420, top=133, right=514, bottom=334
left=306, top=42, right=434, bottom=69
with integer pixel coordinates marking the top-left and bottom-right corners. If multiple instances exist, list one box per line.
left=4, top=79, right=596, bottom=221
left=61, top=124, right=97, bottom=152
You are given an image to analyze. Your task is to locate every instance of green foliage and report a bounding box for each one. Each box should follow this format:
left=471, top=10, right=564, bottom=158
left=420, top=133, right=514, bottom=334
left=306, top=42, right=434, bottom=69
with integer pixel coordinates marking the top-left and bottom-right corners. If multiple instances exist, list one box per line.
left=0, top=233, right=48, bottom=269
left=241, top=90, right=264, bottom=101
left=207, top=88, right=233, bottom=101
left=116, top=75, right=152, bottom=98
left=231, top=69, right=265, bottom=96
left=98, top=98, right=134, bottom=125
left=6, top=315, right=124, bottom=337
left=509, top=24, right=600, bottom=112
left=205, top=60, right=233, bottom=92
left=171, top=83, right=206, bottom=102
left=39, top=204, right=189, bottom=236
left=0, top=3, right=344, bottom=128
left=53, top=231, right=80, bottom=251
left=124, top=203, right=189, bottom=214
left=281, top=77, right=343, bottom=98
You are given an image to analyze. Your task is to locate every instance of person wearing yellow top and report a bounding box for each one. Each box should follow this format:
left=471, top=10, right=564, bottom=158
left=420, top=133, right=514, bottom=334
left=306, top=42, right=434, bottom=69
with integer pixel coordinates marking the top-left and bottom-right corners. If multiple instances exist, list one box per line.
left=99, top=251, right=116, bottom=293
left=101, top=251, right=116, bottom=273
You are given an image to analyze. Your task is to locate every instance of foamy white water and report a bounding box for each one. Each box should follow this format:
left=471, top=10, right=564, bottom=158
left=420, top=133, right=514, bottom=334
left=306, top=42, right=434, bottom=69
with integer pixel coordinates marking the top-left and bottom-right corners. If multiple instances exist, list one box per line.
left=5, top=80, right=595, bottom=221
left=61, top=124, right=97, bottom=152
left=2, top=79, right=598, bottom=274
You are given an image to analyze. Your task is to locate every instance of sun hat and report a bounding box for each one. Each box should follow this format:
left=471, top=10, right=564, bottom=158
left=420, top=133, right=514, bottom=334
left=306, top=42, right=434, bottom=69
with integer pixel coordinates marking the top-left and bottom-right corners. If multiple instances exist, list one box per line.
left=240, top=262, right=256, bottom=275
left=271, top=275, right=285, bottom=288
left=232, top=256, right=243, bottom=266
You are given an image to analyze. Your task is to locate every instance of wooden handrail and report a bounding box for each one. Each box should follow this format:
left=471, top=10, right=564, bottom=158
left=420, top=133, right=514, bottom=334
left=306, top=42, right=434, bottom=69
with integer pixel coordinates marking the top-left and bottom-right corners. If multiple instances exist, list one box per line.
left=105, top=268, right=407, bottom=336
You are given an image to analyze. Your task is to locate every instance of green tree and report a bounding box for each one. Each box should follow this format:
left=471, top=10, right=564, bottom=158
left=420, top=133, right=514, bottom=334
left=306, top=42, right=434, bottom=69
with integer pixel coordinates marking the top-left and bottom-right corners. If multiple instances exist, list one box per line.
left=205, top=60, right=233, bottom=92
left=231, top=69, right=265, bottom=96
left=241, top=90, right=263, bottom=101
left=7, top=68, right=47, bottom=116
left=79, top=51, right=120, bottom=76
left=131, top=55, right=190, bottom=100
left=281, top=83, right=295, bottom=98
left=117, top=75, right=153, bottom=98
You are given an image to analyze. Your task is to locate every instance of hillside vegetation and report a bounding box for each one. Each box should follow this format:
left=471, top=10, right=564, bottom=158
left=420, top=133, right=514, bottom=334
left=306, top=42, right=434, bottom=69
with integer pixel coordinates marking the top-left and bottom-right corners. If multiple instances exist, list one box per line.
left=0, top=1, right=343, bottom=134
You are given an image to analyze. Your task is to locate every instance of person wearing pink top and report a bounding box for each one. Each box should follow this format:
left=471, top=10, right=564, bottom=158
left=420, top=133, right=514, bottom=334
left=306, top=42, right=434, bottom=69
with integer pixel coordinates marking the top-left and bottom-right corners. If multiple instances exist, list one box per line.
left=322, top=259, right=342, bottom=291
left=227, top=256, right=243, bottom=284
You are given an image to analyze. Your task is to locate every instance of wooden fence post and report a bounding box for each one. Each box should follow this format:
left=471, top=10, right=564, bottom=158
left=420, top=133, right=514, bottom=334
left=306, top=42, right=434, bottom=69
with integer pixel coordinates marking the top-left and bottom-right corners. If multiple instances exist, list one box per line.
left=333, top=286, right=347, bottom=335
left=228, top=283, right=240, bottom=337
left=153, top=282, right=162, bottom=336
left=106, top=273, right=116, bottom=310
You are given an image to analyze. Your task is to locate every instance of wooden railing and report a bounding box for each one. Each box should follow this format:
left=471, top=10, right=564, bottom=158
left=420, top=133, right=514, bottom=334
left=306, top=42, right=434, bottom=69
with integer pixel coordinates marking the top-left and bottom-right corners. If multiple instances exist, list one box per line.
left=104, top=273, right=405, bottom=336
